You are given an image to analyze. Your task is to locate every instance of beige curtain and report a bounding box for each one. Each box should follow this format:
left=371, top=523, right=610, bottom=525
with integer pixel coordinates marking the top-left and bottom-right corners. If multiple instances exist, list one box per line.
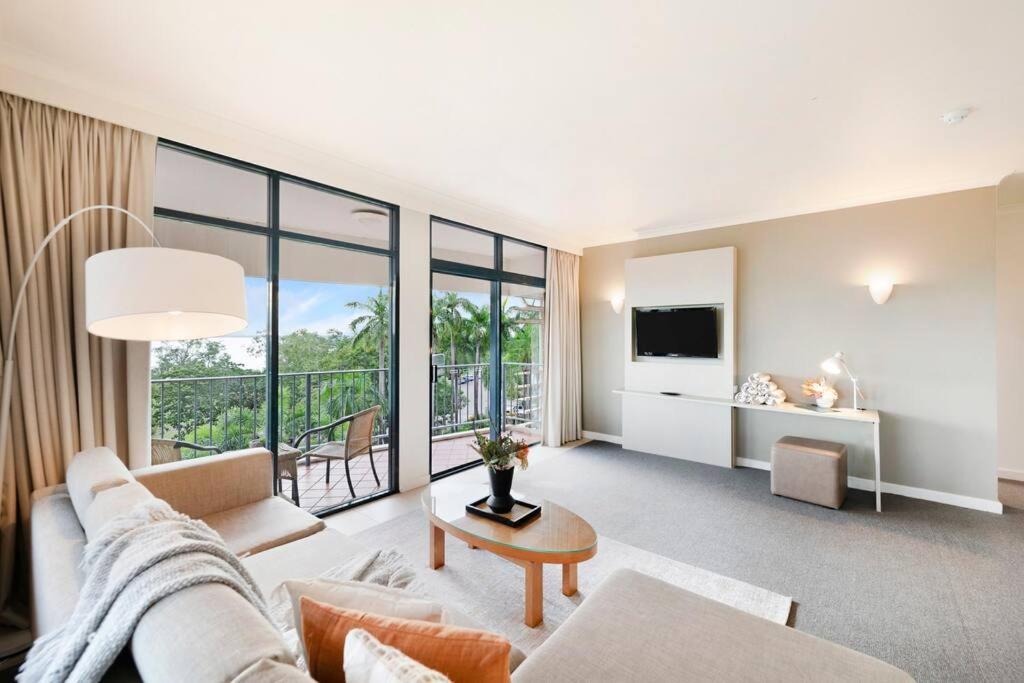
left=541, top=249, right=582, bottom=446
left=0, top=92, right=155, bottom=624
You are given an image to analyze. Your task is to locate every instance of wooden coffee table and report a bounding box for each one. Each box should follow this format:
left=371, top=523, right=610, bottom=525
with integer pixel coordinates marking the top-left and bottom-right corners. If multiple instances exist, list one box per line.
left=422, top=485, right=598, bottom=627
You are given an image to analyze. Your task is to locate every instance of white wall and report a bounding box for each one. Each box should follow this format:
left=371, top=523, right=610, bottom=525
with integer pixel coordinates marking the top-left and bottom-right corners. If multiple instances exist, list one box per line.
left=0, top=65, right=580, bottom=256
left=397, top=209, right=431, bottom=491
left=581, top=188, right=1000, bottom=503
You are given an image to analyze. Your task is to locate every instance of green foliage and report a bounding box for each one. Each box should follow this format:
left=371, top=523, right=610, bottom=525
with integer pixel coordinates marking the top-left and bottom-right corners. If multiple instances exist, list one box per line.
left=471, top=431, right=530, bottom=471
left=152, top=289, right=543, bottom=453
left=152, top=340, right=246, bottom=378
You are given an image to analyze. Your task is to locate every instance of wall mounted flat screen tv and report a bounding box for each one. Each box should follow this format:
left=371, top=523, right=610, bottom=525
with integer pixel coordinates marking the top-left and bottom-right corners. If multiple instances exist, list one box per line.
left=633, top=306, right=719, bottom=358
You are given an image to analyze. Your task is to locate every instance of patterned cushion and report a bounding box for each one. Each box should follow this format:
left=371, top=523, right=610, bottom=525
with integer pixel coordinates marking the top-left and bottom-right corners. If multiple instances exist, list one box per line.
left=344, top=629, right=451, bottom=683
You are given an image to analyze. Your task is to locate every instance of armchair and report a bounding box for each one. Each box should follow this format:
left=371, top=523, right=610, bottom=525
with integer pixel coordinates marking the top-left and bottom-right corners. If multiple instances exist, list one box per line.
left=291, top=405, right=381, bottom=498
left=150, top=439, right=222, bottom=466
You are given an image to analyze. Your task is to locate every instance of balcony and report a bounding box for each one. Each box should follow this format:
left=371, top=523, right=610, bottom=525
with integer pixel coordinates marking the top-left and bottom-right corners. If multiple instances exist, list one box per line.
left=151, top=363, right=542, bottom=513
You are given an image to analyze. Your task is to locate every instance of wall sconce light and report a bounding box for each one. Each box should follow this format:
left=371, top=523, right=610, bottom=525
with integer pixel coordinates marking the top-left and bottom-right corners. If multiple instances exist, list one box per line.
left=610, top=295, right=625, bottom=315
left=868, top=278, right=894, bottom=305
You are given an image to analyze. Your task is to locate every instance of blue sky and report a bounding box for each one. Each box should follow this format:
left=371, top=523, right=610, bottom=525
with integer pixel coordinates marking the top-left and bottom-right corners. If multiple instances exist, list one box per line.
left=153, top=277, right=388, bottom=370
left=152, top=277, right=495, bottom=370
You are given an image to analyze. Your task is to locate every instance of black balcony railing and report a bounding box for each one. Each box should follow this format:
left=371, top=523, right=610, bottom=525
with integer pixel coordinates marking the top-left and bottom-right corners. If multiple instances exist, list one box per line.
left=151, top=363, right=541, bottom=458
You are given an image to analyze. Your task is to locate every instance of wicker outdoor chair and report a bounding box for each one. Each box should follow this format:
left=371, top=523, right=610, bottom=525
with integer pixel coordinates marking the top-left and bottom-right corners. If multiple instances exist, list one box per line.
left=291, top=405, right=381, bottom=498
left=150, top=439, right=221, bottom=466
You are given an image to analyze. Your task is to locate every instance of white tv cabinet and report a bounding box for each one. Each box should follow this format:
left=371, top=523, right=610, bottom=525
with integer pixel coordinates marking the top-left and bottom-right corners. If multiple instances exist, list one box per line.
left=614, top=389, right=884, bottom=512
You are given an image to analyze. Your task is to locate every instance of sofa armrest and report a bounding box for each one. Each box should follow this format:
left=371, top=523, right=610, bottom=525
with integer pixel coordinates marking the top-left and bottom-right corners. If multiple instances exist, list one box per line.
left=133, top=448, right=273, bottom=519
left=512, top=568, right=913, bottom=683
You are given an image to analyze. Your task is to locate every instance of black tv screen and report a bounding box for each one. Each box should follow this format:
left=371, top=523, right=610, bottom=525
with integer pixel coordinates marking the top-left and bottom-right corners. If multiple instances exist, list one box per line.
left=634, top=306, right=719, bottom=358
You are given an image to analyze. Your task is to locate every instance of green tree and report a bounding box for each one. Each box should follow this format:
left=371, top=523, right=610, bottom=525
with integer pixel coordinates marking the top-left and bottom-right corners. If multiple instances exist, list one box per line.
left=432, top=291, right=471, bottom=367
left=463, top=301, right=489, bottom=416
left=348, top=289, right=391, bottom=396
left=151, top=340, right=254, bottom=444
left=152, top=339, right=245, bottom=378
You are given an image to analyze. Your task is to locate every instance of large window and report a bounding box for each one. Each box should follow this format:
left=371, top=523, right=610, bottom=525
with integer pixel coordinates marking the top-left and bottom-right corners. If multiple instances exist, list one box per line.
left=429, top=218, right=545, bottom=477
left=151, top=142, right=398, bottom=515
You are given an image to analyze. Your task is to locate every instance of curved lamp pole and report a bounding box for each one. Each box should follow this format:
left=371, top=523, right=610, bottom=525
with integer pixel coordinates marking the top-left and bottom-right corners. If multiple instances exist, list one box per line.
left=0, top=205, right=247, bottom=490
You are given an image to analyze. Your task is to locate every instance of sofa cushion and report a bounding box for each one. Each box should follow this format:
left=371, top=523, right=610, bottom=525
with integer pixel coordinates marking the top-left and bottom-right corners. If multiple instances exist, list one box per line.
left=81, top=481, right=155, bottom=541
left=511, top=568, right=912, bottom=682
left=203, top=496, right=325, bottom=557
left=29, top=485, right=86, bottom=637
left=279, top=579, right=445, bottom=633
left=66, top=446, right=133, bottom=522
left=301, top=599, right=511, bottom=683
left=133, top=448, right=273, bottom=519
left=132, top=582, right=302, bottom=683
left=243, top=528, right=371, bottom=596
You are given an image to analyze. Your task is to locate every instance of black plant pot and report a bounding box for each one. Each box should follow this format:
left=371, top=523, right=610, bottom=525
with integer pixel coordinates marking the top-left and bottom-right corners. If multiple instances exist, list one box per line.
left=487, top=467, right=516, bottom=513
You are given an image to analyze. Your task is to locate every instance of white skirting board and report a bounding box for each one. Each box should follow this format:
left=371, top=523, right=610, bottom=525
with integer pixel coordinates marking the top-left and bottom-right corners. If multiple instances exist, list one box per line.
left=736, top=458, right=1003, bottom=514
left=581, top=430, right=623, bottom=445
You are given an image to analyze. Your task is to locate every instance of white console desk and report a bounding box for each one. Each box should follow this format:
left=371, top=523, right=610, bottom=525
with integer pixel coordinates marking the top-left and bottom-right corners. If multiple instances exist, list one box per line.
left=612, top=389, right=883, bottom=511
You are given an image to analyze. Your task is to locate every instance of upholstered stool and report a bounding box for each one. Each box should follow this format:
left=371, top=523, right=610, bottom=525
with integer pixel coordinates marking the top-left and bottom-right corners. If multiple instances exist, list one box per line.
left=771, top=436, right=847, bottom=509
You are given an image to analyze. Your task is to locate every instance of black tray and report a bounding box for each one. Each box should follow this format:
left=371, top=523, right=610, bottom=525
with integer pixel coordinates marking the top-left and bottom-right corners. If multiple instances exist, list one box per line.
left=465, top=496, right=541, bottom=527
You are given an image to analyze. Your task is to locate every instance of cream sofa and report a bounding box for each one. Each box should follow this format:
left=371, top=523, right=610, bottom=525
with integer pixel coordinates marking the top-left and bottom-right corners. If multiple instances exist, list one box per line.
left=31, top=446, right=349, bottom=681
left=31, top=446, right=912, bottom=682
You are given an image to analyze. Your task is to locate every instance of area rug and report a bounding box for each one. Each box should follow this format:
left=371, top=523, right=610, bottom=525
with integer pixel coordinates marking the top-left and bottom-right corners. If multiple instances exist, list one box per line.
left=355, top=510, right=792, bottom=654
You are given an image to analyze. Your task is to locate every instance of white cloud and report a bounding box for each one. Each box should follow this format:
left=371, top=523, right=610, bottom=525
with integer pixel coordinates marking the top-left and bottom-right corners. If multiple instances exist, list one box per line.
left=219, top=336, right=264, bottom=370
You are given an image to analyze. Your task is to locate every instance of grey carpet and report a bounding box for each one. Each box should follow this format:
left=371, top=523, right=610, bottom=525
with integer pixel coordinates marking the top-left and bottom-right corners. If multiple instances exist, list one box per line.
left=425, top=442, right=1022, bottom=682
left=354, top=520, right=790, bottom=655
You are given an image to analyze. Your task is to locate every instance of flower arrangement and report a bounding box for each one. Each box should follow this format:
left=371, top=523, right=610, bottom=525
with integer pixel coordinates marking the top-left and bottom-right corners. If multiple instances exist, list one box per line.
left=471, top=432, right=530, bottom=471
left=801, top=377, right=839, bottom=408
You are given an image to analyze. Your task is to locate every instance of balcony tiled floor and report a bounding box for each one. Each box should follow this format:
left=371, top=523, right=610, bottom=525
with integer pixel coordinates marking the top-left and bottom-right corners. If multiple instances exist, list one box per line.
left=430, top=435, right=482, bottom=475
left=291, top=435, right=481, bottom=512
left=290, top=431, right=538, bottom=513
left=291, top=448, right=392, bottom=513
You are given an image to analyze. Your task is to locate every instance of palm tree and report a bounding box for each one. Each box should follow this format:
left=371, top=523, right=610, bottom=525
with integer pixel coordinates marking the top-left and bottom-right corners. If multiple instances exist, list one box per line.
left=463, top=301, right=490, bottom=417
left=347, top=290, right=391, bottom=396
left=432, top=291, right=471, bottom=369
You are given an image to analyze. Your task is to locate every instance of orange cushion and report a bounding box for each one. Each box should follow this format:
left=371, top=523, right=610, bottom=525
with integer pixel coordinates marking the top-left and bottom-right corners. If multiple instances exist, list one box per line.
left=300, top=597, right=511, bottom=683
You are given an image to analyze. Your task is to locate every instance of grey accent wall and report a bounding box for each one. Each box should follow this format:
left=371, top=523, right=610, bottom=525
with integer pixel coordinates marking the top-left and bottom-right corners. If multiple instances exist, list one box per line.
left=581, top=188, right=998, bottom=501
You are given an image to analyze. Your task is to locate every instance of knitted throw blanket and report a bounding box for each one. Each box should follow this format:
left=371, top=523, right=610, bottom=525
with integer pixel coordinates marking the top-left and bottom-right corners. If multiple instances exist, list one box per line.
left=19, top=499, right=274, bottom=683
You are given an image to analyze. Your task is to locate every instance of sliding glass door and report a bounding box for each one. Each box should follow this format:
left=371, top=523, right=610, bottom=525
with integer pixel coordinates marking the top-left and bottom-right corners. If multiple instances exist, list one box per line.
left=429, top=218, right=545, bottom=478
left=430, top=273, right=492, bottom=475
left=151, top=141, right=398, bottom=516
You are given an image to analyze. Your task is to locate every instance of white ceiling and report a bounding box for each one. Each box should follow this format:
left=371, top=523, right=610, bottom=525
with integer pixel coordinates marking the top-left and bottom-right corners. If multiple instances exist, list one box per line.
left=1, top=1, right=1022, bottom=250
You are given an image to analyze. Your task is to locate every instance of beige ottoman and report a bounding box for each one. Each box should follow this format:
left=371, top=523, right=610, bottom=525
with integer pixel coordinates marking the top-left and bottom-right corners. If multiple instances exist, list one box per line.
left=771, top=436, right=847, bottom=509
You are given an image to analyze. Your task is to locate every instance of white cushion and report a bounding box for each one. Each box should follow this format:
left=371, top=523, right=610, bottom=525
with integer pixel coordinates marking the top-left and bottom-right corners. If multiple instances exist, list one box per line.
left=81, top=481, right=154, bottom=540
left=65, top=446, right=132, bottom=523
left=344, top=629, right=451, bottom=683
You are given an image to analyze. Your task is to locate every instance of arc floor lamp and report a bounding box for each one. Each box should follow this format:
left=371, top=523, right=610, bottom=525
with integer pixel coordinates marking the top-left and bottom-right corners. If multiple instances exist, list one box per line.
left=0, top=204, right=248, bottom=481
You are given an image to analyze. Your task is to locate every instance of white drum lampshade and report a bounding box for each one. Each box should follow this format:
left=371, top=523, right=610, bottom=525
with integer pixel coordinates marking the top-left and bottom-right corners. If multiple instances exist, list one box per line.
left=85, top=247, right=248, bottom=341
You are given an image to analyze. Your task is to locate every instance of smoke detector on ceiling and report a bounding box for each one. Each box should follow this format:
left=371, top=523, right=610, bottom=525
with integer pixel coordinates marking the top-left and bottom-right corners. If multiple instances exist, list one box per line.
left=942, top=108, right=972, bottom=125
left=351, top=208, right=389, bottom=225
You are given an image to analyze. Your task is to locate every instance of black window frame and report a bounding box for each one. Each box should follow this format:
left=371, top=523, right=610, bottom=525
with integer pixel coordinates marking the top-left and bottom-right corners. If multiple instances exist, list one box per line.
left=153, top=139, right=400, bottom=516
left=428, top=216, right=546, bottom=480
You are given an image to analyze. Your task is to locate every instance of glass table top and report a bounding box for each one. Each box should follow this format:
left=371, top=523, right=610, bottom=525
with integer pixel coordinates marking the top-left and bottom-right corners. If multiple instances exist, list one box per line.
left=422, top=483, right=597, bottom=556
